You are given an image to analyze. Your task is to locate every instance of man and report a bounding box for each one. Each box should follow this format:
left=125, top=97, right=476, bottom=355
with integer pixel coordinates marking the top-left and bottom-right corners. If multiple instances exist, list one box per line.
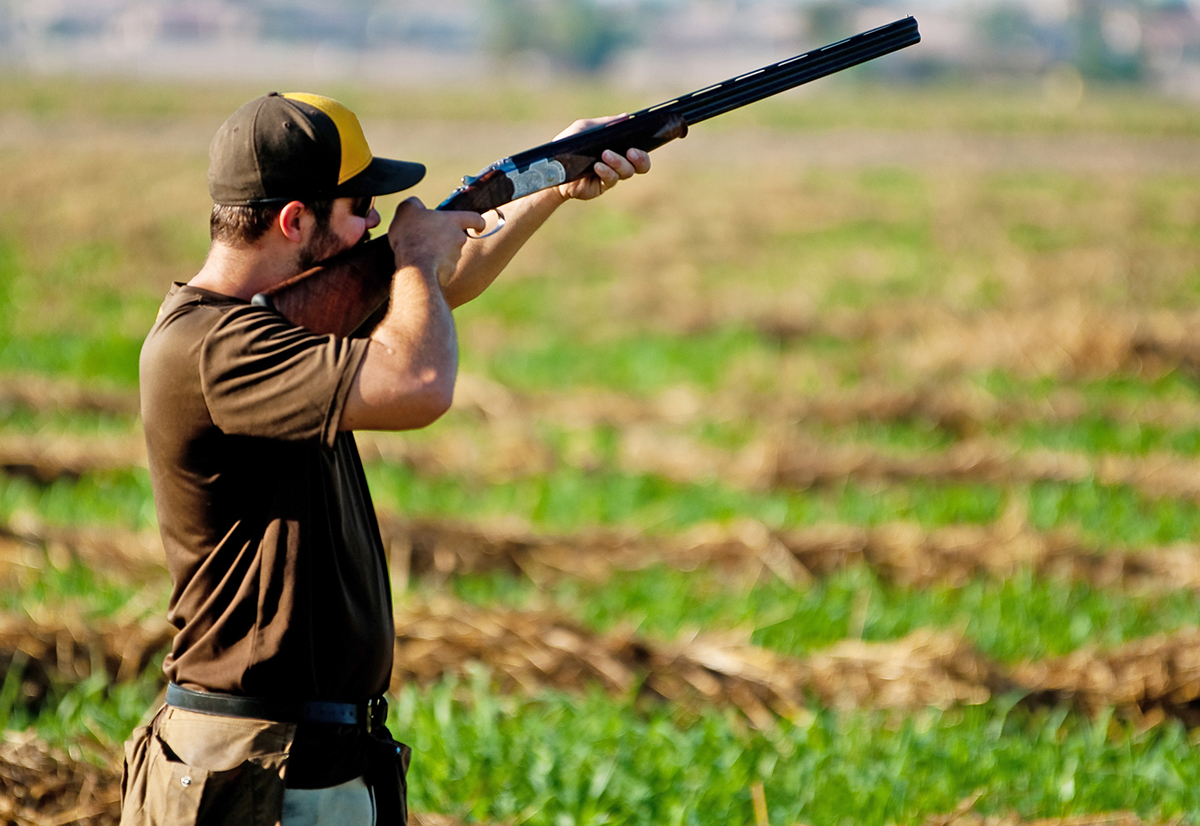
left=120, top=91, right=648, bottom=826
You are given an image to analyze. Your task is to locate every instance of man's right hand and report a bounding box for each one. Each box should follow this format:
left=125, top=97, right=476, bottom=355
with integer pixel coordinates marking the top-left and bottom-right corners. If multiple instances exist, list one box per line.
left=340, top=199, right=484, bottom=433
left=387, top=198, right=487, bottom=287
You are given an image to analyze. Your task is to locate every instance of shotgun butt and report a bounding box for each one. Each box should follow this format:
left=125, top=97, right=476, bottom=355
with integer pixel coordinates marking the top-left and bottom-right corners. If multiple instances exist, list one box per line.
left=251, top=236, right=394, bottom=337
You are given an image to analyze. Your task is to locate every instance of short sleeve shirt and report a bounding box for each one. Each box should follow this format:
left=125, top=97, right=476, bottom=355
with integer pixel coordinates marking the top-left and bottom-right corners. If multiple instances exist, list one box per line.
left=139, top=284, right=394, bottom=704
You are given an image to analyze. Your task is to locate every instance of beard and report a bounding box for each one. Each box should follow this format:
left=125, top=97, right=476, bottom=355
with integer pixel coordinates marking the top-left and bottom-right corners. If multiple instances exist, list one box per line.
left=296, top=225, right=371, bottom=272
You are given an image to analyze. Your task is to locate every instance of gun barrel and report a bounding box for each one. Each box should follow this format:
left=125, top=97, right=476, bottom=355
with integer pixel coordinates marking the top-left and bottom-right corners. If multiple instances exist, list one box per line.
left=503, top=17, right=919, bottom=171
left=669, top=18, right=921, bottom=125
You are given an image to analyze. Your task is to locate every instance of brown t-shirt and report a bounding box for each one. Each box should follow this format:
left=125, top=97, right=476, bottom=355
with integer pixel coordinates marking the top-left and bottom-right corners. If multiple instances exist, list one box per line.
left=139, top=284, right=394, bottom=784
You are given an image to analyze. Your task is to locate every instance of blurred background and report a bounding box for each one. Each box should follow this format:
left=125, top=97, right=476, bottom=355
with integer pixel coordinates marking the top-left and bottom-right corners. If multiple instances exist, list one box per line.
left=6, top=2, right=1200, bottom=825
left=3, top=0, right=1200, bottom=96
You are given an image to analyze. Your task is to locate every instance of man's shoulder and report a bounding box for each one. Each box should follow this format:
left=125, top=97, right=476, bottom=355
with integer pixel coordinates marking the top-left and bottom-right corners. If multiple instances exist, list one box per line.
left=142, top=284, right=279, bottom=365
left=155, top=283, right=247, bottom=330
left=139, top=284, right=264, bottom=397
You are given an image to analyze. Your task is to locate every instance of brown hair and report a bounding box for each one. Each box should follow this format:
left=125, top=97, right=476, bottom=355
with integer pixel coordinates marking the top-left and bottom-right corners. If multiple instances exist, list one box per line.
left=210, top=200, right=334, bottom=246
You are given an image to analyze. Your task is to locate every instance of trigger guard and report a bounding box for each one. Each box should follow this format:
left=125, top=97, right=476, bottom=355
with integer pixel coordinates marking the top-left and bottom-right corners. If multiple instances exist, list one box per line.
left=467, top=209, right=506, bottom=240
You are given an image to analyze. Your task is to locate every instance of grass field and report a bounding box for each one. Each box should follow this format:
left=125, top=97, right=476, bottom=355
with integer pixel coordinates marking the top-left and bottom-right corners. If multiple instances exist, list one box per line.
left=2, top=72, right=1200, bottom=825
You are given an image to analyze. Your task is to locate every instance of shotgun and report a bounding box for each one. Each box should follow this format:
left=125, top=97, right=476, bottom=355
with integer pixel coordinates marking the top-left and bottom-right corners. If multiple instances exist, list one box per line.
left=252, top=16, right=921, bottom=336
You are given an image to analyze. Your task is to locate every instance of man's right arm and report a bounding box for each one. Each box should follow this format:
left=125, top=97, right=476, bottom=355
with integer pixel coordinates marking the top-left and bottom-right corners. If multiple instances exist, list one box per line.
left=338, top=199, right=485, bottom=432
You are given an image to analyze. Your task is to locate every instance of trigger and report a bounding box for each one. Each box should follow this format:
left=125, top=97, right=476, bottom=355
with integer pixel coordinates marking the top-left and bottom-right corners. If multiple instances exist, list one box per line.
left=467, top=208, right=506, bottom=240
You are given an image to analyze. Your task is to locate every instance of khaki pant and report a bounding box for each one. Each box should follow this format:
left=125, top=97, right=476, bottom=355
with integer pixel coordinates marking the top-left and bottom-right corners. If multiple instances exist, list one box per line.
left=120, top=706, right=291, bottom=826
left=119, top=706, right=394, bottom=826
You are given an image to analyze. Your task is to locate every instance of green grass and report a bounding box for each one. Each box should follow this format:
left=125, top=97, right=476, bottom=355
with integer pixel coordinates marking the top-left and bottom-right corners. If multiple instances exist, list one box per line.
left=1, top=416, right=1198, bottom=549
left=394, top=672, right=1200, bottom=826
left=1028, top=479, right=1200, bottom=546
left=0, top=471, right=156, bottom=531
left=983, top=370, right=1200, bottom=415
left=367, top=458, right=1200, bottom=546
left=1, top=316, right=153, bottom=375
left=7, top=75, right=1200, bottom=825
left=1017, top=417, right=1200, bottom=456
left=0, top=239, right=155, bottom=387
left=14, top=664, right=1200, bottom=825
left=0, top=401, right=137, bottom=436
left=445, top=563, right=1200, bottom=664
left=372, top=455, right=1200, bottom=553
left=0, top=664, right=163, bottom=763
left=478, top=326, right=775, bottom=395
left=366, top=461, right=1009, bottom=533
left=0, top=553, right=164, bottom=620
left=8, top=73, right=1200, bottom=138
left=8, top=520, right=1197, bottom=683
left=740, top=82, right=1200, bottom=137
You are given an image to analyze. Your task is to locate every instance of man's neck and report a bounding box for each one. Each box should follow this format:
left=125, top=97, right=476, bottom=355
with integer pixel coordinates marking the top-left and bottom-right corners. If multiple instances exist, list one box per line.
left=190, top=241, right=299, bottom=301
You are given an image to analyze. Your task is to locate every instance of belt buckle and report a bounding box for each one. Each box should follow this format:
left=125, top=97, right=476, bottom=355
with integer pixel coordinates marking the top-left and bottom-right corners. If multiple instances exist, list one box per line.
left=364, top=696, right=388, bottom=733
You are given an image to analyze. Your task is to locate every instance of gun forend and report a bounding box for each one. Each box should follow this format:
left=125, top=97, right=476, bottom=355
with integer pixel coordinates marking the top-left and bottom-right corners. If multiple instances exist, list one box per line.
left=439, top=112, right=687, bottom=214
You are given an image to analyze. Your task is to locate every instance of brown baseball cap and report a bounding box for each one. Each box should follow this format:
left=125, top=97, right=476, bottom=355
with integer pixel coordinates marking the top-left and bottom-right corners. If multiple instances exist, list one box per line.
left=208, top=92, right=425, bottom=206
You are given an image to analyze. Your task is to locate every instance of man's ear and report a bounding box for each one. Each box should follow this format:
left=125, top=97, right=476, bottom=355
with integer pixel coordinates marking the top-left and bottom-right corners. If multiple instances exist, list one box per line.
left=277, top=201, right=309, bottom=243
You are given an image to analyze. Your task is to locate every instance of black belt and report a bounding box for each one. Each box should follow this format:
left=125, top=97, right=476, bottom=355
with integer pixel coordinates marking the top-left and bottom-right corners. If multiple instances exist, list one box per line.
left=165, top=683, right=388, bottom=733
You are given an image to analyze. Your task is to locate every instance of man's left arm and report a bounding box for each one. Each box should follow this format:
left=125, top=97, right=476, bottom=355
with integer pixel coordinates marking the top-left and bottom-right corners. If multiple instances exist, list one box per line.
left=439, top=118, right=651, bottom=310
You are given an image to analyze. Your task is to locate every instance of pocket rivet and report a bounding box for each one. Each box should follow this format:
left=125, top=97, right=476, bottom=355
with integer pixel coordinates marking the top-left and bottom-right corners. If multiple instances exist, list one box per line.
left=181, top=776, right=193, bottom=787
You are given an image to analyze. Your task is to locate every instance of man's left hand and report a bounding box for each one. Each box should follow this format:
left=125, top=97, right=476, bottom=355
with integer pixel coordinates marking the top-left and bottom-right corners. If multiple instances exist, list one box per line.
left=553, top=116, right=652, bottom=202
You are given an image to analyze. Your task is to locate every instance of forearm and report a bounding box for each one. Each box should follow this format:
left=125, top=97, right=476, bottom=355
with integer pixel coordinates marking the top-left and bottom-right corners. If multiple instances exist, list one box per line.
left=440, top=187, right=567, bottom=309
left=440, top=143, right=650, bottom=309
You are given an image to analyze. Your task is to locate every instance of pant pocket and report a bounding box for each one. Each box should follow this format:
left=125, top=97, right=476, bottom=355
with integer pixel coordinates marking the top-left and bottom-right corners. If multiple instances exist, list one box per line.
left=125, top=731, right=286, bottom=826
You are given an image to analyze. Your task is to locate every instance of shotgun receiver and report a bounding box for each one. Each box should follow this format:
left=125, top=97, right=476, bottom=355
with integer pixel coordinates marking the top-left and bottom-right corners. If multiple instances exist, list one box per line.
left=253, top=17, right=921, bottom=336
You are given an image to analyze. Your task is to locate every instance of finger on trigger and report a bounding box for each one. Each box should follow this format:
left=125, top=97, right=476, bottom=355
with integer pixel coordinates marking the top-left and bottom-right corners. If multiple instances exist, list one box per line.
left=464, top=212, right=487, bottom=234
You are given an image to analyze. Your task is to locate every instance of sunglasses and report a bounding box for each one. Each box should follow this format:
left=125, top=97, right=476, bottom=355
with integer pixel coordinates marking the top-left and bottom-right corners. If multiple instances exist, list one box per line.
left=350, top=195, right=375, bottom=218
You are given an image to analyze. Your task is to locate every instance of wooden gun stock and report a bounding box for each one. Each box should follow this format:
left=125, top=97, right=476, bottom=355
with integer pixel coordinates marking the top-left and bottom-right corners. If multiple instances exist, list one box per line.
left=251, top=236, right=393, bottom=337
left=254, top=17, right=920, bottom=335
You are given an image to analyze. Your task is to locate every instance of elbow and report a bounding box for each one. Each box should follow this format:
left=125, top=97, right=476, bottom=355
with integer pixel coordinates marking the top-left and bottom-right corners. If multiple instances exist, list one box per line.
left=420, top=383, right=456, bottom=427
left=343, top=338, right=459, bottom=432
left=404, top=368, right=456, bottom=428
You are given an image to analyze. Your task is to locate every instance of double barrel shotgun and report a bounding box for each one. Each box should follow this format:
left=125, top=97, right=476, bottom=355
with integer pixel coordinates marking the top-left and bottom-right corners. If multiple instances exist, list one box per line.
left=252, top=16, right=922, bottom=336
